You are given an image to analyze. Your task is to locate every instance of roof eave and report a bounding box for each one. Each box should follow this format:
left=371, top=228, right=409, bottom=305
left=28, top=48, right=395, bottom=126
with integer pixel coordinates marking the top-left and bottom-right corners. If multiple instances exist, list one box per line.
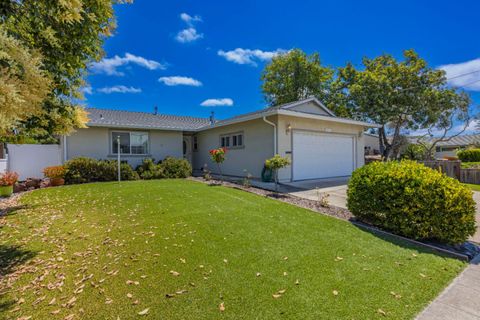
left=277, top=110, right=380, bottom=127
left=86, top=123, right=198, bottom=132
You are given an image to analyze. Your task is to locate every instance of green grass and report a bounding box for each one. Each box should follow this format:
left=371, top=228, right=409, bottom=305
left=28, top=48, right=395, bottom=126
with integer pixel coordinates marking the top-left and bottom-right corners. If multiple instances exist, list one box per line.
left=463, top=183, right=480, bottom=191
left=0, top=180, right=465, bottom=319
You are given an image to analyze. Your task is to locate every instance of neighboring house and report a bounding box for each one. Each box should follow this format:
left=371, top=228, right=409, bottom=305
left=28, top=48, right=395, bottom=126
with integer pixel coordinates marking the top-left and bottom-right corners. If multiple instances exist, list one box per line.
left=64, top=97, right=377, bottom=182
left=429, top=134, right=480, bottom=158
left=0, top=143, right=6, bottom=174
left=364, top=133, right=380, bottom=155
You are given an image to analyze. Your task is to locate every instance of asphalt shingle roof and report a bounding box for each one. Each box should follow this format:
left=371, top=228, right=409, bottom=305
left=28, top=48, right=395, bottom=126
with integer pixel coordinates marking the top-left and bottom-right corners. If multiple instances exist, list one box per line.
left=86, top=108, right=211, bottom=131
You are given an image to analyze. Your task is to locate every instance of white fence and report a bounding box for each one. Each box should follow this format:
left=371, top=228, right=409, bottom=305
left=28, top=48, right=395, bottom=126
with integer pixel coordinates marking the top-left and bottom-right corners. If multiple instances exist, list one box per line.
left=7, top=144, right=63, bottom=180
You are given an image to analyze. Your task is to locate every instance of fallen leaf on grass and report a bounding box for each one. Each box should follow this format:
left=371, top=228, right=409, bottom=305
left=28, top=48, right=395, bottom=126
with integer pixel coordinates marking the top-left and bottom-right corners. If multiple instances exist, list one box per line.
left=295, top=279, right=300, bottom=285
left=64, top=314, right=75, bottom=320
left=332, top=290, right=339, bottom=296
left=166, top=293, right=176, bottom=298
left=256, top=272, right=261, bottom=277
left=390, top=291, right=402, bottom=299
left=17, top=298, right=25, bottom=305
left=17, top=316, right=32, bottom=320
left=127, top=293, right=133, bottom=299
left=51, top=309, right=61, bottom=315
left=334, top=256, right=343, bottom=262
left=169, top=271, right=180, bottom=276
left=272, top=294, right=282, bottom=299
left=377, top=309, right=387, bottom=316
left=138, top=308, right=149, bottom=315
left=105, top=298, right=113, bottom=304
left=219, top=302, right=225, bottom=312
left=49, top=297, right=56, bottom=305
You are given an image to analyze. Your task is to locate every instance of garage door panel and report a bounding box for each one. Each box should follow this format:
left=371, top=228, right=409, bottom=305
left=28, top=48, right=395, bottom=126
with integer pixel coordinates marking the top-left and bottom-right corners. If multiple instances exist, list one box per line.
left=293, top=131, right=355, bottom=180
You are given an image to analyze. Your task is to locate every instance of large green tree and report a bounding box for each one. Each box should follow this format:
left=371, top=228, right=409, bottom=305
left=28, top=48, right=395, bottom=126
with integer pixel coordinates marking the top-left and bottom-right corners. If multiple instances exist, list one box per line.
left=0, top=26, right=51, bottom=135
left=0, top=0, right=130, bottom=141
left=337, top=49, right=472, bottom=159
left=261, top=49, right=350, bottom=117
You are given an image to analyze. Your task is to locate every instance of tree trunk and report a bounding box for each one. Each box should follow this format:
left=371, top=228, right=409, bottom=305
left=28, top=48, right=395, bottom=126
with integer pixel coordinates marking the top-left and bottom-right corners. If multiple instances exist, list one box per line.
left=274, top=169, right=279, bottom=193
left=217, top=163, right=223, bottom=182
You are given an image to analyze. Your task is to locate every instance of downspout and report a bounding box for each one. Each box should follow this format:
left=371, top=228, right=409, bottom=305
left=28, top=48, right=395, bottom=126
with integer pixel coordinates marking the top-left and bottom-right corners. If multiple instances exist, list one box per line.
left=262, top=116, right=277, bottom=155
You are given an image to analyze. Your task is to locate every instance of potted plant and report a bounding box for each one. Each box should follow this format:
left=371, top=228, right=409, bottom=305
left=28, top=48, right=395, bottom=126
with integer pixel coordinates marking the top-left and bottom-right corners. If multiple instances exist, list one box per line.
left=0, top=172, right=19, bottom=197
left=265, top=154, right=291, bottom=193
left=43, top=165, right=66, bottom=186
left=209, top=147, right=227, bottom=181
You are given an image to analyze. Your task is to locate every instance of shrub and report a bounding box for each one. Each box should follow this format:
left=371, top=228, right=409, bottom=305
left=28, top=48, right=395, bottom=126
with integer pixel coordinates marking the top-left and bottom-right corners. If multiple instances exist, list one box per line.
left=347, top=160, right=476, bottom=244
left=209, top=147, right=227, bottom=180
left=0, top=172, right=18, bottom=186
left=457, top=148, right=480, bottom=162
left=64, top=157, right=138, bottom=184
left=43, top=165, right=66, bottom=179
left=136, top=158, right=164, bottom=180
left=159, top=157, right=192, bottom=178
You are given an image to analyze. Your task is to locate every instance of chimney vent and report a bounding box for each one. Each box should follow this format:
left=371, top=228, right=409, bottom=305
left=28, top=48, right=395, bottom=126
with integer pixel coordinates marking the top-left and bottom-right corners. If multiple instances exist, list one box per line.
left=153, top=105, right=158, bottom=115
left=209, top=111, right=215, bottom=125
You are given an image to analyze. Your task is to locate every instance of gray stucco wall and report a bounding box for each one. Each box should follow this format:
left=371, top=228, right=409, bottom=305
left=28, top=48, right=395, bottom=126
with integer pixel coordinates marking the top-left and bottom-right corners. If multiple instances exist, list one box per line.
left=193, top=118, right=275, bottom=178
left=65, top=127, right=183, bottom=167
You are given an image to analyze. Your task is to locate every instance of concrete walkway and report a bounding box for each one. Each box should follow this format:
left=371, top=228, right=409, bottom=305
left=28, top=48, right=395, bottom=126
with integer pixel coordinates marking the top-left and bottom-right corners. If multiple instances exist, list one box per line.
left=416, top=254, right=480, bottom=319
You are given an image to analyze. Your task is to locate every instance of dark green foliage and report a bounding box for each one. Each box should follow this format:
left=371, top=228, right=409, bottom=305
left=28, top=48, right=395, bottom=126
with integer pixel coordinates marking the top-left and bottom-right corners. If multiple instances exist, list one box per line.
left=347, top=160, right=476, bottom=244
left=401, top=143, right=432, bottom=160
left=64, top=157, right=138, bottom=184
left=135, top=158, right=164, bottom=180
left=159, top=157, right=192, bottom=178
left=457, top=149, right=480, bottom=162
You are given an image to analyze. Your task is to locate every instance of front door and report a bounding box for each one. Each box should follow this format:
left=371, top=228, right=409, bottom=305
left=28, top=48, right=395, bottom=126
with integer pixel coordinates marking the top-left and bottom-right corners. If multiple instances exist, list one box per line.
left=183, top=136, right=192, bottom=163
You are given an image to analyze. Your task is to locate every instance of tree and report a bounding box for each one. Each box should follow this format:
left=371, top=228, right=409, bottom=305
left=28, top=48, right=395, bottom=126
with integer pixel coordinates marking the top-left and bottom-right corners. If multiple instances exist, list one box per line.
left=337, top=49, right=472, bottom=159
left=265, top=155, right=290, bottom=193
left=0, top=26, right=51, bottom=134
left=261, top=49, right=350, bottom=116
left=0, top=0, right=130, bottom=140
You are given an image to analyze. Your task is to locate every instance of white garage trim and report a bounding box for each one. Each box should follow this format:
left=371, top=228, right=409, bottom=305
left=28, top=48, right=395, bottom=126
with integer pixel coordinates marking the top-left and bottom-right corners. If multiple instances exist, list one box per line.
left=291, top=129, right=357, bottom=181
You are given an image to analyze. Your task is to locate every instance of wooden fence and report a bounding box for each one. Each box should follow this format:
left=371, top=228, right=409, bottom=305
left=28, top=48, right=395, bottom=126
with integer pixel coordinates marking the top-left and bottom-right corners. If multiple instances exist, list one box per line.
left=420, top=160, right=480, bottom=185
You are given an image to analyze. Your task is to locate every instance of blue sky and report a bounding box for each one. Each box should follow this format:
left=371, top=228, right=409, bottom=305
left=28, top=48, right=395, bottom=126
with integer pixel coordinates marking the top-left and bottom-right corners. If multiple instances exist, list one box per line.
left=84, top=0, right=480, bottom=125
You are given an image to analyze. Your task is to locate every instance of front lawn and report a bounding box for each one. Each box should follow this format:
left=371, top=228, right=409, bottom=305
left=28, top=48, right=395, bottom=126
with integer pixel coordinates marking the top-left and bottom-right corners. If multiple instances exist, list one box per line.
left=463, top=183, right=480, bottom=191
left=0, top=180, right=465, bottom=319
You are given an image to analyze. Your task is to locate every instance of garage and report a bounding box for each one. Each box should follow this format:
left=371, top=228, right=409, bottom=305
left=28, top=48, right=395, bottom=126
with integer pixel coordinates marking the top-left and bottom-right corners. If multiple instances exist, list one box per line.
left=292, top=131, right=356, bottom=180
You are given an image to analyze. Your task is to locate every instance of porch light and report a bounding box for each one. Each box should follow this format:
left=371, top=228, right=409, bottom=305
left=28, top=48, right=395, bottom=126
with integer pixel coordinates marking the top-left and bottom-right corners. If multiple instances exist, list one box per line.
left=286, top=123, right=292, bottom=134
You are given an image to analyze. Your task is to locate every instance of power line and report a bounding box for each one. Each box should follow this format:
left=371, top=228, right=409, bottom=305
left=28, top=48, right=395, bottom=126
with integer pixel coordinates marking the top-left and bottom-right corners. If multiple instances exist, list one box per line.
left=447, top=69, right=480, bottom=81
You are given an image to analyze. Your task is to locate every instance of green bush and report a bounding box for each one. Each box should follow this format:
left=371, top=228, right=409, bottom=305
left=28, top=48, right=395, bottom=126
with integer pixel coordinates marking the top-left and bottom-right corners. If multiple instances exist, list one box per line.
left=64, top=157, right=138, bottom=184
left=457, top=148, right=480, bottom=162
left=136, top=158, right=164, bottom=180
left=400, top=143, right=432, bottom=160
left=159, top=157, right=192, bottom=178
left=347, top=160, right=476, bottom=244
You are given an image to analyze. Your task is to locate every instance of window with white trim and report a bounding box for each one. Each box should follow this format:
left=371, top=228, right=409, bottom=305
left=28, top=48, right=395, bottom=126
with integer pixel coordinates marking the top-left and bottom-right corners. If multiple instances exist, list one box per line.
left=220, top=132, right=244, bottom=148
left=112, top=131, right=149, bottom=154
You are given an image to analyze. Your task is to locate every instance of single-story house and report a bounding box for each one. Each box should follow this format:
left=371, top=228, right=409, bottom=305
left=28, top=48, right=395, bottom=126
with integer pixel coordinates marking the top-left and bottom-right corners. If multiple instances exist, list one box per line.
left=428, top=134, right=480, bottom=158
left=63, top=97, right=378, bottom=182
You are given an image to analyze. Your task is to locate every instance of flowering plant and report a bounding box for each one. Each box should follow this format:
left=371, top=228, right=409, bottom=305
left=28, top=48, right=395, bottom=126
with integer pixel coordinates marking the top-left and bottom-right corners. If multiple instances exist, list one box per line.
left=209, top=147, right=227, bottom=164
left=0, top=172, right=19, bottom=186
left=43, top=165, right=66, bottom=179
left=209, top=147, right=227, bottom=181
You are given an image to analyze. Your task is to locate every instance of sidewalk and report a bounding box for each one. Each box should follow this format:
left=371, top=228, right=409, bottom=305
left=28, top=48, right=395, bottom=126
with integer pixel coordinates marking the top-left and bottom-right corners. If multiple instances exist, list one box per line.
left=416, top=254, right=480, bottom=319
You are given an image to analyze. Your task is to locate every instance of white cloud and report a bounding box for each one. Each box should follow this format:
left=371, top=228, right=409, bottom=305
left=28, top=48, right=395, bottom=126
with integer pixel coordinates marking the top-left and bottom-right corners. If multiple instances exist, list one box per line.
left=180, top=13, right=202, bottom=26
left=218, top=48, right=287, bottom=66
left=175, top=12, right=203, bottom=43
left=175, top=28, right=203, bottom=43
left=97, top=85, right=142, bottom=94
left=200, top=98, right=234, bottom=107
left=158, top=76, right=202, bottom=86
left=80, top=86, right=93, bottom=95
left=407, top=119, right=479, bottom=137
left=90, top=53, right=166, bottom=76
left=438, top=58, right=480, bottom=91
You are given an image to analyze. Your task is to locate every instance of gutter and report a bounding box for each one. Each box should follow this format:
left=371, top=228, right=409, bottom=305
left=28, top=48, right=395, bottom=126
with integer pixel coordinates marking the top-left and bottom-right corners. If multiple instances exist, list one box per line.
left=262, top=116, right=277, bottom=155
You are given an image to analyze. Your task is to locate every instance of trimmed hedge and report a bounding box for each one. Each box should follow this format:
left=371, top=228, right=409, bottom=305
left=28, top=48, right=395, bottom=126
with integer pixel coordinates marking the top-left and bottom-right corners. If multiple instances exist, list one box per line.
left=136, top=158, right=164, bottom=180
left=64, top=157, right=139, bottom=184
left=457, top=148, right=480, bottom=162
left=347, top=160, right=476, bottom=244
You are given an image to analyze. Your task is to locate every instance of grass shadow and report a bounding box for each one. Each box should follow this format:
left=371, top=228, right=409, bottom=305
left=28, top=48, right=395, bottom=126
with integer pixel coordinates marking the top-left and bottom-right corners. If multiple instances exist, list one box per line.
left=350, top=222, right=470, bottom=261
left=0, top=245, right=37, bottom=277
left=0, top=204, right=29, bottom=217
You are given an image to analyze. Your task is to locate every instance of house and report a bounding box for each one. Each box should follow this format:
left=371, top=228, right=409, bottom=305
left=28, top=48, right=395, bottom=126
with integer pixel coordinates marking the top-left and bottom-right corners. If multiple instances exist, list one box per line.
left=429, top=134, right=480, bottom=158
left=64, top=97, right=378, bottom=182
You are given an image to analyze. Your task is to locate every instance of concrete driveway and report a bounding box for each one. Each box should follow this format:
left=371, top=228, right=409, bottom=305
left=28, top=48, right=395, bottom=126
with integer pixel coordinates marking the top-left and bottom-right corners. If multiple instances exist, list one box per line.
left=284, top=177, right=349, bottom=209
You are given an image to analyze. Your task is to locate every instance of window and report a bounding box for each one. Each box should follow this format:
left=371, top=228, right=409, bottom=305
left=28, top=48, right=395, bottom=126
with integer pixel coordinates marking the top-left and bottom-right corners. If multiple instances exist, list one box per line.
left=193, top=136, right=198, bottom=151
left=112, top=131, right=148, bottom=154
left=220, top=132, right=244, bottom=148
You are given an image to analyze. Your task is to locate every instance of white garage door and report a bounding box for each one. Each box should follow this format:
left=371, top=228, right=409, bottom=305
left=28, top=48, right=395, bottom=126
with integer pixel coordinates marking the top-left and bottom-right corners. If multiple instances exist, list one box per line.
left=292, top=131, right=355, bottom=180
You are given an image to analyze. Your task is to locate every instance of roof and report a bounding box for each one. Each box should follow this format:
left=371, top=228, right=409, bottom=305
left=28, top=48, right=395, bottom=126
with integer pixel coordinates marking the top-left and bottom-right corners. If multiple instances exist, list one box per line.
left=414, top=134, right=480, bottom=147
left=86, top=108, right=211, bottom=131
left=208, top=97, right=378, bottom=129
left=86, top=97, right=379, bottom=132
